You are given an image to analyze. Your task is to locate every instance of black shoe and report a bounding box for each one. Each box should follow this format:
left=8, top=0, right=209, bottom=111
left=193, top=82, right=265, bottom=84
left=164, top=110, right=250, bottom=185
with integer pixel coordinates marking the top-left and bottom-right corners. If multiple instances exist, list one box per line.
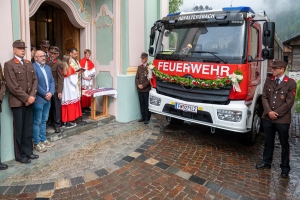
left=16, top=157, right=31, bottom=164
left=26, top=154, right=39, bottom=159
left=138, top=118, right=145, bottom=122
left=65, top=122, right=76, bottom=128
left=281, top=172, right=289, bottom=178
left=0, top=163, right=8, bottom=170
left=144, top=120, right=149, bottom=124
left=256, top=163, right=271, bottom=169
left=54, top=126, right=61, bottom=133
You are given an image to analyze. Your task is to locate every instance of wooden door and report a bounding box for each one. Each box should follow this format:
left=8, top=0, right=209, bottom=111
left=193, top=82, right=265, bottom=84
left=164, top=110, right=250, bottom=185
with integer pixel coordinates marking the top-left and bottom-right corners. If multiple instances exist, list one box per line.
left=62, top=12, right=80, bottom=58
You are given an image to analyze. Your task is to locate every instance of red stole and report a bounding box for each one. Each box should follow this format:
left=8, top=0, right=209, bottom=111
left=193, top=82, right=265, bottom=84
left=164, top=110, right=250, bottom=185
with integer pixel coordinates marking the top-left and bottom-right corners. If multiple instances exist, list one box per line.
left=64, top=65, right=76, bottom=77
left=79, top=58, right=94, bottom=70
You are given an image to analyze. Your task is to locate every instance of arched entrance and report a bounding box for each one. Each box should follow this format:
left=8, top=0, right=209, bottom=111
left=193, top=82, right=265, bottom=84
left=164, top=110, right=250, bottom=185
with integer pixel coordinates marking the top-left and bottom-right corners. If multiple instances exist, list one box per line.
left=29, top=0, right=91, bottom=58
left=30, top=2, right=80, bottom=56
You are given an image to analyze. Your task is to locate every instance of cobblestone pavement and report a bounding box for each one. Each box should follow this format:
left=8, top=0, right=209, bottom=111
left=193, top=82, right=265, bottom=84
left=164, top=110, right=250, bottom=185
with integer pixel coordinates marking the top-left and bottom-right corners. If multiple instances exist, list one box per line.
left=0, top=111, right=299, bottom=199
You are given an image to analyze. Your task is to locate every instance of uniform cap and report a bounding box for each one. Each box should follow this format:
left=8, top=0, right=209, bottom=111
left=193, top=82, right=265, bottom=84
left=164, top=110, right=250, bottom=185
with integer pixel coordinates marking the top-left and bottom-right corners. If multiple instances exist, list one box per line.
left=140, top=52, right=148, bottom=58
left=13, top=40, right=27, bottom=48
left=49, top=46, right=59, bottom=53
left=41, top=40, right=50, bottom=47
left=270, top=59, right=287, bottom=69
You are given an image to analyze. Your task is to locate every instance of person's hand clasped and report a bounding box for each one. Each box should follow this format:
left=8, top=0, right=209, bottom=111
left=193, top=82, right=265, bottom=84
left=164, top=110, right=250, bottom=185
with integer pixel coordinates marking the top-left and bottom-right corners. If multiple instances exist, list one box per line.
left=45, top=92, right=52, bottom=101
left=26, top=96, right=35, bottom=106
left=138, top=84, right=143, bottom=89
left=268, top=111, right=278, bottom=120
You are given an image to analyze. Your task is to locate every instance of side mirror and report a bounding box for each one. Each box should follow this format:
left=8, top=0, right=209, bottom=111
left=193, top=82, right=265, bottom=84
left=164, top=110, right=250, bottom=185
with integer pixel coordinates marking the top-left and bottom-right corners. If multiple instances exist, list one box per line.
left=263, top=22, right=275, bottom=47
left=150, top=28, right=156, bottom=46
left=262, top=48, right=274, bottom=59
left=149, top=47, right=154, bottom=56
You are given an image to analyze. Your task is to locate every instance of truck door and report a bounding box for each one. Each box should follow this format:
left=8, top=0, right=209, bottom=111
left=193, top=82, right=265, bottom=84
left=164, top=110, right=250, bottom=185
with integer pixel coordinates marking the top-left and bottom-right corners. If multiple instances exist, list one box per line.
left=246, top=23, right=261, bottom=104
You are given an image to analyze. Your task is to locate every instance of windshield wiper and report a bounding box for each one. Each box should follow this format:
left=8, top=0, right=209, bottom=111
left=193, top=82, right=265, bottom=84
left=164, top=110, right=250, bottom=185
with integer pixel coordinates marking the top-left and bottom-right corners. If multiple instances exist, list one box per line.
left=190, top=51, right=228, bottom=64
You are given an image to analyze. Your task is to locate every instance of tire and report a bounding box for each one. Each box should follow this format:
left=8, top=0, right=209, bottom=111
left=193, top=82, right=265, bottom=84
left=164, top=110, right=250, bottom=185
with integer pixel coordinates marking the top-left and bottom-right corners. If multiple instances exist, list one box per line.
left=245, top=105, right=261, bottom=145
left=166, top=116, right=184, bottom=125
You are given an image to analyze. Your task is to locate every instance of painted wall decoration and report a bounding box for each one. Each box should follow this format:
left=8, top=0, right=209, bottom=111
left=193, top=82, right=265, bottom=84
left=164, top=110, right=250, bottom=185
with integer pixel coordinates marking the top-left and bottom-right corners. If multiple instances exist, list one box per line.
left=95, top=4, right=114, bottom=32
left=72, top=0, right=91, bottom=22
left=95, top=0, right=113, bottom=65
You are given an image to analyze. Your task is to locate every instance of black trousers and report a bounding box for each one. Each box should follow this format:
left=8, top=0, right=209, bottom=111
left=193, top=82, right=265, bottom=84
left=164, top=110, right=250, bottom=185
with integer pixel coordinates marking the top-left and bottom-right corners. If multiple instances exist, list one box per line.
left=11, top=105, right=34, bottom=160
left=262, top=119, right=290, bottom=172
left=138, top=91, right=151, bottom=120
left=50, top=93, right=61, bottom=128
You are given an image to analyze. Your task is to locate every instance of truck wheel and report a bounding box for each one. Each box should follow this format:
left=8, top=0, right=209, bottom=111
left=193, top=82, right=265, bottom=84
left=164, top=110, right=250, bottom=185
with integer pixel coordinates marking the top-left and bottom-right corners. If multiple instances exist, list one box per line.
left=245, top=106, right=261, bottom=145
left=166, top=116, right=184, bottom=125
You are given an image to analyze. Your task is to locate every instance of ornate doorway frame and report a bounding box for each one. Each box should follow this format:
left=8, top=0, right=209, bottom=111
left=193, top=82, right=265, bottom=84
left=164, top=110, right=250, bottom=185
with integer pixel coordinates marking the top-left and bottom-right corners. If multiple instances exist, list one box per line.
left=27, top=0, right=90, bottom=57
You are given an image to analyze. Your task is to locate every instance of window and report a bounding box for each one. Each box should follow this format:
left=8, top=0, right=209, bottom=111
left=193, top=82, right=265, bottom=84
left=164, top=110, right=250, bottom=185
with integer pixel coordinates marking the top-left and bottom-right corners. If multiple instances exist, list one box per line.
left=249, top=27, right=259, bottom=58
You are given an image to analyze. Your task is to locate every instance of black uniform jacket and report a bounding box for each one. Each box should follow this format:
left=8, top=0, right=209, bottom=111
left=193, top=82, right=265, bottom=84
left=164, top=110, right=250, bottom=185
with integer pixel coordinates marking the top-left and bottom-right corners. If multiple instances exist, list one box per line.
left=262, top=75, right=296, bottom=124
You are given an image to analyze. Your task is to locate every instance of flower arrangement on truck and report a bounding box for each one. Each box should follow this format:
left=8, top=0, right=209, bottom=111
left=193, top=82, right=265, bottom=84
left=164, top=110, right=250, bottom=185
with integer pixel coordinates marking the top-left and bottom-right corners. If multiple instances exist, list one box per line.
left=147, top=6, right=283, bottom=144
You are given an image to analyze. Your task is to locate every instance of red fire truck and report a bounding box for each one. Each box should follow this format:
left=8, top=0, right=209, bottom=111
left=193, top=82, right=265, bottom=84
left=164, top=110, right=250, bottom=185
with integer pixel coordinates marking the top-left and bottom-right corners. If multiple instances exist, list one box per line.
left=148, top=6, right=283, bottom=144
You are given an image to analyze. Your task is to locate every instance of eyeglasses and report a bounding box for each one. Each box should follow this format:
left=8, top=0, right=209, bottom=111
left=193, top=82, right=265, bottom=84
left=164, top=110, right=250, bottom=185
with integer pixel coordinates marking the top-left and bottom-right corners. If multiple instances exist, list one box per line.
left=35, top=55, right=45, bottom=58
left=271, top=67, right=283, bottom=70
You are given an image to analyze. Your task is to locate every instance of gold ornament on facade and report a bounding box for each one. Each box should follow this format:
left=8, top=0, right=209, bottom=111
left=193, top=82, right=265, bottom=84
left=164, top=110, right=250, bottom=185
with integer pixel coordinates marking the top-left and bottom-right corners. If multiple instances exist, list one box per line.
left=73, top=0, right=91, bottom=22
left=95, top=4, right=114, bottom=32
left=74, top=0, right=84, bottom=12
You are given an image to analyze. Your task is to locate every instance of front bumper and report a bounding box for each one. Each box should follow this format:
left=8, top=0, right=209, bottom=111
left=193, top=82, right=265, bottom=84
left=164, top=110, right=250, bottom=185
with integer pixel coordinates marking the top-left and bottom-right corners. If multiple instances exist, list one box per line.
left=149, top=89, right=248, bottom=133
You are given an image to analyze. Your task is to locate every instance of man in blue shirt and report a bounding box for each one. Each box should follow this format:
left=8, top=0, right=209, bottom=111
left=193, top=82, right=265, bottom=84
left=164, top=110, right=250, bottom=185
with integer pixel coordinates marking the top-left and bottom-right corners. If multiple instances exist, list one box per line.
left=33, top=50, right=55, bottom=152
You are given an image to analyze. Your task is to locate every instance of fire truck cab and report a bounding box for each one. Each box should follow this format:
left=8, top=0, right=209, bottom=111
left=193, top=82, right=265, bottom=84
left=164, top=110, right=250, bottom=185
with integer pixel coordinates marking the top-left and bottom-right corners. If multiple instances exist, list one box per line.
left=148, top=6, right=280, bottom=144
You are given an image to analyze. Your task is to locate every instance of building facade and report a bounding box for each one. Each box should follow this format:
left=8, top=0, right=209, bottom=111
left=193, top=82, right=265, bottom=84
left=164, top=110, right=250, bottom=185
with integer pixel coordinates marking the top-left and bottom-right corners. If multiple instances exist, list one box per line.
left=0, top=0, right=168, bottom=162
left=283, top=34, right=300, bottom=71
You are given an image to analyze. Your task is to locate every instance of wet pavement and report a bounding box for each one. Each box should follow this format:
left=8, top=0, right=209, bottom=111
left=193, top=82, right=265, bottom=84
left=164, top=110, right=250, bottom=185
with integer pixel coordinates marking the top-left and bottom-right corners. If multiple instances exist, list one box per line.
left=0, top=110, right=299, bottom=199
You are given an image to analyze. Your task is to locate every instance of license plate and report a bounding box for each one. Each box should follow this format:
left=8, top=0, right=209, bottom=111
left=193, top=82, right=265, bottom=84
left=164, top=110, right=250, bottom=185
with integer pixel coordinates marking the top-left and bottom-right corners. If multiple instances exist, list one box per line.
left=175, top=103, right=198, bottom=113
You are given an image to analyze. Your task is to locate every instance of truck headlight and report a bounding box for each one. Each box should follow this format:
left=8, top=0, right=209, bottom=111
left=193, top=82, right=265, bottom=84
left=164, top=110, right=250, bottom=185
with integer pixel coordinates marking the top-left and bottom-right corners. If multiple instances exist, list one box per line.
left=217, top=109, right=242, bottom=122
left=149, top=95, right=161, bottom=106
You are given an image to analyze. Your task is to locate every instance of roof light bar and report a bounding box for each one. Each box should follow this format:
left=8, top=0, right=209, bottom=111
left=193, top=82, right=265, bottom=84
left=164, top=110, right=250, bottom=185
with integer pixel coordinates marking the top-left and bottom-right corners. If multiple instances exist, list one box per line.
left=222, top=6, right=255, bottom=14
left=167, top=12, right=181, bottom=16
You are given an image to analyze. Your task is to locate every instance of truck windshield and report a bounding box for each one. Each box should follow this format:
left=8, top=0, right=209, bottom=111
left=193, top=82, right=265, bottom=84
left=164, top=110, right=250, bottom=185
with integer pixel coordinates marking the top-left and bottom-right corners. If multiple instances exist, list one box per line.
left=157, top=23, right=246, bottom=62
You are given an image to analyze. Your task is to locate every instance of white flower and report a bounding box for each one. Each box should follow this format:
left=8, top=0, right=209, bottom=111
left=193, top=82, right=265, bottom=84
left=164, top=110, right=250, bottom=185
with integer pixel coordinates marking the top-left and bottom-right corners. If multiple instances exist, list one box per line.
left=228, top=72, right=243, bottom=92
left=237, top=74, right=243, bottom=80
left=148, top=64, right=154, bottom=70
left=231, top=77, right=237, bottom=83
left=229, top=73, right=243, bottom=82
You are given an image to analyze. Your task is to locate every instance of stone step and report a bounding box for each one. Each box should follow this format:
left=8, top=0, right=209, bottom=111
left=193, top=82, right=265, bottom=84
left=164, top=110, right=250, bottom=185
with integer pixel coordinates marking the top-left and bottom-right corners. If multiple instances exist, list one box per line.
left=46, top=113, right=115, bottom=142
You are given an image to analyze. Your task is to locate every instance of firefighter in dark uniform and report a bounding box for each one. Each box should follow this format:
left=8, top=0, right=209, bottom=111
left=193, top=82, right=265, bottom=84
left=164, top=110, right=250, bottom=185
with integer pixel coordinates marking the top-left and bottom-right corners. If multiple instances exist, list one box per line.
left=4, top=40, right=38, bottom=164
left=256, top=60, right=296, bottom=178
left=0, top=64, right=8, bottom=170
left=47, top=46, right=64, bottom=133
left=135, top=52, right=151, bottom=124
left=40, top=40, right=50, bottom=60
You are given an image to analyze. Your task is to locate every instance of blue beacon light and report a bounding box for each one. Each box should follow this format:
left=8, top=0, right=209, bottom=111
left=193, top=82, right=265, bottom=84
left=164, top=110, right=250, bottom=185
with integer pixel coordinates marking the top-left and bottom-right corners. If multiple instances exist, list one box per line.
left=167, top=12, right=181, bottom=16
left=222, top=6, right=255, bottom=13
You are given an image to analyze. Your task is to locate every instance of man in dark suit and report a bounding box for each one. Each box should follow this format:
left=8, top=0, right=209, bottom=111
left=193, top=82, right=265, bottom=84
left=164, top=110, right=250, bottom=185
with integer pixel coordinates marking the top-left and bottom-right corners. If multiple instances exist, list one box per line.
left=256, top=60, right=296, bottom=178
left=135, top=52, right=151, bottom=124
left=0, top=64, right=7, bottom=170
left=33, top=50, right=55, bottom=152
left=4, top=40, right=38, bottom=164
left=47, top=46, right=64, bottom=133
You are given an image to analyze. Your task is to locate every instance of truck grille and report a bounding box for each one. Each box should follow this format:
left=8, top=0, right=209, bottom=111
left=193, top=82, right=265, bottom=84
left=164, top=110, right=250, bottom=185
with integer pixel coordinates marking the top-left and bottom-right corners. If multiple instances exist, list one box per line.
left=156, top=79, right=231, bottom=105
left=163, top=104, right=213, bottom=123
